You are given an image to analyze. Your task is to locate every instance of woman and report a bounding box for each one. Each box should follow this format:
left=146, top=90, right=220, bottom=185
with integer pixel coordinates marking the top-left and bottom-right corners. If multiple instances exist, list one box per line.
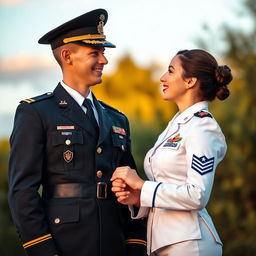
left=111, top=49, right=232, bottom=256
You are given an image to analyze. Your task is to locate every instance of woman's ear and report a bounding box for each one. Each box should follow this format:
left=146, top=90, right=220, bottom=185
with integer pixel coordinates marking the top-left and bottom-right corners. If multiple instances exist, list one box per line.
left=185, top=77, right=197, bottom=89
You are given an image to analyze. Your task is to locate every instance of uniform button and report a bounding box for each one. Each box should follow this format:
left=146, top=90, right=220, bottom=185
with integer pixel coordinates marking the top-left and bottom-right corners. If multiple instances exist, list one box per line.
left=96, top=147, right=102, bottom=154
left=121, top=145, right=125, bottom=151
left=65, top=139, right=71, bottom=145
left=54, top=218, right=60, bottom=224
left=97, top=170, right=103, bottom=178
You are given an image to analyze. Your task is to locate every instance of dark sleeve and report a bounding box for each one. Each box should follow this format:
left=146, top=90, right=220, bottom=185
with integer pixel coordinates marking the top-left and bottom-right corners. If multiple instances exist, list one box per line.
left=120, top=116, right=147, bottom=256
left=8, top=103, right=58, bottom=256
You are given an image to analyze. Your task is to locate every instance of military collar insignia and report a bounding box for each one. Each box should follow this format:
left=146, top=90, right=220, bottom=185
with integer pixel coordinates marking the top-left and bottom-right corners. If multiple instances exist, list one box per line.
left=194, top=111, right=212, bottom=118
left=59, top=100, right=68, bottom=108
left=112, top=126, right=126, bottom=136
left=163, top=133, right=182, bottom=148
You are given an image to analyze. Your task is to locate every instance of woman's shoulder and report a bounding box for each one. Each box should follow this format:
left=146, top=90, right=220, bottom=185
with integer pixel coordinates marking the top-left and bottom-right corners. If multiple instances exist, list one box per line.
left=188, top=110, right=224, bottom=138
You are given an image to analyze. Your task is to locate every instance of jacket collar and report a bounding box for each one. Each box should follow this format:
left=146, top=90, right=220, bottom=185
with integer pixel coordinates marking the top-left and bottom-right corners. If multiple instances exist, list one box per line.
left=54, top=83, right=112, bottom=144
left=174, top=101, right=209, bottom=124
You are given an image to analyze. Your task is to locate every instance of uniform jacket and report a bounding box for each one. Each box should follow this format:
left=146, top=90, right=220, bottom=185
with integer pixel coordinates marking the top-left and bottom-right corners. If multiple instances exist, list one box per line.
left=8, top=83, right=146, bottom=256
left=131, top=101, right=226, bottom=254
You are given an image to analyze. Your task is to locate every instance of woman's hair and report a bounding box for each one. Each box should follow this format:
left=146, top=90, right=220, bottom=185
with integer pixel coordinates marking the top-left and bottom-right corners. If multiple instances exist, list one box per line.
left=177, top=49, right=233, bottom=101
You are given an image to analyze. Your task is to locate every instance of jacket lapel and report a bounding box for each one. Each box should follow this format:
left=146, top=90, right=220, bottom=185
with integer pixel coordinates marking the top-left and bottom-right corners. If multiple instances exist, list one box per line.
left=93, top=95, right=112, bottom=146
left=54, top=83, right=96, bottom=137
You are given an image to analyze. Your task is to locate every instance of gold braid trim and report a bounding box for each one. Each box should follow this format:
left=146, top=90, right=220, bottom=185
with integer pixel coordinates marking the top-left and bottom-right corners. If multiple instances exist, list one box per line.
left=63, top=34, right=106, bottom=43
left=23, top=234, right=52, bottom=248
left=125, top=239, right=147, bottom=246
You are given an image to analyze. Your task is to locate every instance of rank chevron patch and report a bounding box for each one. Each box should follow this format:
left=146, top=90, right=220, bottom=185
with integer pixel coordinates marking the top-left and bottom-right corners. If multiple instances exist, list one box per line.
left=191, top=154, right=215, bottom=175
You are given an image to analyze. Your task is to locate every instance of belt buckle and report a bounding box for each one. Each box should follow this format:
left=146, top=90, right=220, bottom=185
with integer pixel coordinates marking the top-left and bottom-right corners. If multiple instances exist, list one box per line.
left=97, top=182, right=107, bottom=199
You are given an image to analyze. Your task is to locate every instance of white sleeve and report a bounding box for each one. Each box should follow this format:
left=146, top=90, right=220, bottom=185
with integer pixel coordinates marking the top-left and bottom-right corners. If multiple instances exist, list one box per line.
left=128, top=205, right=150, bottom=219
left=140, top=117, right=227, bottom=210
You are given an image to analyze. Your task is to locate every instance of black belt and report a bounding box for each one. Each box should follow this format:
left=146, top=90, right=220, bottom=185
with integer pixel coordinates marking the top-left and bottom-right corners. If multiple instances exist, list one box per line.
left=45, top=183, right=113, bottom=200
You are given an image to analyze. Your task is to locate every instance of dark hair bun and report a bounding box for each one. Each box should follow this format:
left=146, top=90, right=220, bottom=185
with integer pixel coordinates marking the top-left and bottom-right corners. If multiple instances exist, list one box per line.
left=215, top=65, right=233, bottom=100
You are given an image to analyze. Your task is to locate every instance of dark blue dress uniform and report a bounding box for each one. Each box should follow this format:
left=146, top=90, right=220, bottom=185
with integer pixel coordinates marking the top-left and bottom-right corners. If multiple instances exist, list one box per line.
left=8, top=84, right=147, bottom=256
left=8, top=8, right=146, bottom=256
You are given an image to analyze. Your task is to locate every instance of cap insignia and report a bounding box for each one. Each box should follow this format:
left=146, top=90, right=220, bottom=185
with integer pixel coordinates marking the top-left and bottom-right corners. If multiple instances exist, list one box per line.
left=97, top=14, right=105, bottom=34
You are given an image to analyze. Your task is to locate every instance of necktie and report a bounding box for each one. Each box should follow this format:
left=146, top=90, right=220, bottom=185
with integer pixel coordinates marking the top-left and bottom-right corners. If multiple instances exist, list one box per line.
left=83, top=98, right=99, bottom=133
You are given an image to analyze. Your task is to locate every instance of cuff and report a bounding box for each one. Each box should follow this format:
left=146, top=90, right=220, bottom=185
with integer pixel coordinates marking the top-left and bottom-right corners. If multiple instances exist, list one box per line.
left=141, top=181, right=162, bottom=207
left=23, top=234, right=58, bottom=256
left=128, top=205, right=149, bottom=219
left=126, top=239, right=147, bottom=256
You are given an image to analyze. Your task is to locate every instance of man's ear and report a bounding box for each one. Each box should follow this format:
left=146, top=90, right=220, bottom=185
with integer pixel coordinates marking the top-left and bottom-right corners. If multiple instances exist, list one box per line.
left=185, top=77, right=197, bottom=89
left=61, top=48, right=72, bottom=65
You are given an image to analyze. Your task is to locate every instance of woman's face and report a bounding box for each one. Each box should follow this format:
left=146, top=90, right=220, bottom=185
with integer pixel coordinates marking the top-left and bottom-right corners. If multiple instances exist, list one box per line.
left=160, top=55, right=187, bottom=102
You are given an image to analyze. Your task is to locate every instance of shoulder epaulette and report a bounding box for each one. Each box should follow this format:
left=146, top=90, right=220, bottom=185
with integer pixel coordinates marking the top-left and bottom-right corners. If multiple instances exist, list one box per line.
left=20, top=92, right=54, bottom=104
left=99, top=101, right=125, bottom=115
left=194, top=111, right=212, bottom=118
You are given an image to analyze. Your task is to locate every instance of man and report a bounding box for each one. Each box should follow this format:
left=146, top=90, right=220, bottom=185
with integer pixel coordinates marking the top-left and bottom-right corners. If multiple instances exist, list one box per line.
left=8, top=9, right=146, bottom=256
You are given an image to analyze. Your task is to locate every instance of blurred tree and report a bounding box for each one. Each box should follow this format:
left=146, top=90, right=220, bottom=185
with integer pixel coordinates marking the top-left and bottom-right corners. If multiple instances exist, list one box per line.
left=92, top=53, right=177, bottom=124
left=198, top=0, right=256, bottom=255
left=0, top=140, right=25, bottom=256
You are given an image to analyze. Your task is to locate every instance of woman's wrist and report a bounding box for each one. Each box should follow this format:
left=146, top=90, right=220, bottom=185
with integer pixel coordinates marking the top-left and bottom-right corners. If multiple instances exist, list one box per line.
left=136, top=179, right=145, bottom=190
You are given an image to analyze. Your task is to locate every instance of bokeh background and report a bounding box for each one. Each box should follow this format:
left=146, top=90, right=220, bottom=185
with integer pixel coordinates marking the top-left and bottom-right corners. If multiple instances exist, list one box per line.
left=1, top=0, right=256, bottom=255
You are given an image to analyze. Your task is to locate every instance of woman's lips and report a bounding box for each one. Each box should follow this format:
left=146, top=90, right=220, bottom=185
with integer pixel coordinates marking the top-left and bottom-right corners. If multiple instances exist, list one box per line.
left=163, top=84, right=169, bottom=93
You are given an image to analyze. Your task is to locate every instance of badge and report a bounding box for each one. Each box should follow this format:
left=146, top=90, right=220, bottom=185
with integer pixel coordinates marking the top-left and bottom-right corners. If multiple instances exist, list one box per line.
left=191, top=154, right=215, bottom=175
left=163, top=133, right=182, bottom=148
left=59, top=100, right=67, bottom=105
left=63, top=150, right=73, bottom=163
left=61, top=132, right=72, bottom=135
left=112, top=126, right=126, bottom=136
left=194, top=111, right=212, bottom=118
left=57, top=126, right=75, bottom=130
left=97, top=14, right=105, bottom=34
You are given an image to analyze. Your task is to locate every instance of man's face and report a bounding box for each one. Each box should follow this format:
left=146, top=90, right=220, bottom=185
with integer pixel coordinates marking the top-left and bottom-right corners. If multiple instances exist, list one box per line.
left=70, top=46, right=108, bottom=87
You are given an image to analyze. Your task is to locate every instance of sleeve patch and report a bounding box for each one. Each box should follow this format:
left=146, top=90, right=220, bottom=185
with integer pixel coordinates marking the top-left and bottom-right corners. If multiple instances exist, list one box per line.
left=194, top=111, right=212, bottom=118
left=191, top=155, right=215, bottom=175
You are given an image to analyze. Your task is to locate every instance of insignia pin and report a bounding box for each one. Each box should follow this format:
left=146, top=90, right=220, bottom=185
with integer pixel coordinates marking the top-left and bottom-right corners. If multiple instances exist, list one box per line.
left=63, top=150, right=73, bottom=163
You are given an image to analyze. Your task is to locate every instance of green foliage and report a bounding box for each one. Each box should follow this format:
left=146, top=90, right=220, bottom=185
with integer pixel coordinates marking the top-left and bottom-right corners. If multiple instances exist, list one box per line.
left=202, top=0, right=256, bottom=254
left=0, top=140, right=25, bottom=256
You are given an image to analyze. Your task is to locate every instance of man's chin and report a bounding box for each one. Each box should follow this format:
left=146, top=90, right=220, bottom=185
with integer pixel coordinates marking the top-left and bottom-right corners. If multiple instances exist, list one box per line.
left=89, top=78, right=102, bottom=87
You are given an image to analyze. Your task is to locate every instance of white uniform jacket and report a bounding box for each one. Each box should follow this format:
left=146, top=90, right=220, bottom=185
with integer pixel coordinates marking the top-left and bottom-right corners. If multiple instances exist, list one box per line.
left=131, top=101, right=226, bottom=254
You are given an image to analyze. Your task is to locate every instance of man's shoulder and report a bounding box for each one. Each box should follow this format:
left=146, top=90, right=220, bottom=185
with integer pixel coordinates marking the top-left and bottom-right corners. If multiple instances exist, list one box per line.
left=20, top=92, right=54, bottom=104
left=99, top=101, right=125, bottom=116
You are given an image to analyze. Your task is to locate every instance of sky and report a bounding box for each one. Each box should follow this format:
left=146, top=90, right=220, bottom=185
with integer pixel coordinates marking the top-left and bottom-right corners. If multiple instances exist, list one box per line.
left=0, top=0, right=250, bottom=137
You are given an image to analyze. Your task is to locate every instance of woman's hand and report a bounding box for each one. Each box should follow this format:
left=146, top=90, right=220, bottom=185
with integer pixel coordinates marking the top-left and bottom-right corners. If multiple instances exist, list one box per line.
left=112, top=178, right=141, bottom=207
left=111, top=166, right=145, bottom=190
left=111, top=166, right=145, bottom=207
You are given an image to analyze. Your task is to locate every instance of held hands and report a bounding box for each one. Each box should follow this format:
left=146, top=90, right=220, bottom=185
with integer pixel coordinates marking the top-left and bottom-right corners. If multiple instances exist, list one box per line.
left=111, top=166, right=145, bottom=207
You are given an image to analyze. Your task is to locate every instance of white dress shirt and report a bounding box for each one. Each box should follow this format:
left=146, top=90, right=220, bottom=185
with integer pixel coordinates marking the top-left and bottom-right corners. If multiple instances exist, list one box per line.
left=61, top=81, right=99, bottom=124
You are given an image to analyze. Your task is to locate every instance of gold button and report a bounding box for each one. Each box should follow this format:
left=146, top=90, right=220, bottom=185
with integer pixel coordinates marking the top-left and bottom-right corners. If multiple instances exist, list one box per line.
left=65, top=139, right=71, bottom=145
left=97, top=147, right=102, bottom=154
left=97, top=170, right=103, bottom=178
left=54, top=218, right=60, bottom=224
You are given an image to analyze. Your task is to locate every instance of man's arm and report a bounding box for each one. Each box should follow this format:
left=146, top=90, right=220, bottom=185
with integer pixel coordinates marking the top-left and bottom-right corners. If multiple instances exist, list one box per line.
left=120, top=117, right=147, bottom=256
left=8, top=103, right=58, bottom=256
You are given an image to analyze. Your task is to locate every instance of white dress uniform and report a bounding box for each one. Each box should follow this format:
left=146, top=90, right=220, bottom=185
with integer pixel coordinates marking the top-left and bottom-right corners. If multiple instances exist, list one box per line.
left=130, top=101, right=226, bottom=256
